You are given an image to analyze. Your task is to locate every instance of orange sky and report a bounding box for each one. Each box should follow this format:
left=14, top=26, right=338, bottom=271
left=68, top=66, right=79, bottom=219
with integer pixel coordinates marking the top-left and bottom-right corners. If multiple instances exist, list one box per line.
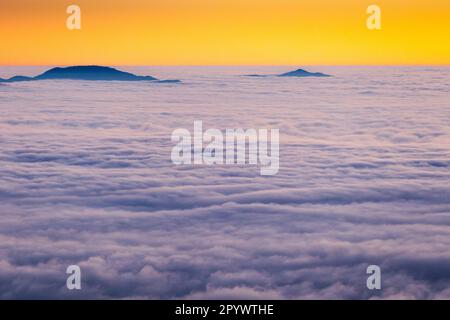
left=0, top=0, right=449, bottom=65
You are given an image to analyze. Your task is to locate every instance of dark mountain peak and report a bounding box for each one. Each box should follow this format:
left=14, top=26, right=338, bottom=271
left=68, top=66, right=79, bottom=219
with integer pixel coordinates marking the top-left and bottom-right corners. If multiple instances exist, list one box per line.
left=278, top=68, right=330, bottom=77
left=35, top=65, right=158, bottom=81
left=243, top=68, right=331, bottom=78
left=2, top=65, right=181, bottom=83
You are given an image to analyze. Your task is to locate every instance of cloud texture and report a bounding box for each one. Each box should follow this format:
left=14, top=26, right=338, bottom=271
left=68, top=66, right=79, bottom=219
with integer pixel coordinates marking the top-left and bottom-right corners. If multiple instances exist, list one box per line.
left=0, top=66, right=449, bottom=299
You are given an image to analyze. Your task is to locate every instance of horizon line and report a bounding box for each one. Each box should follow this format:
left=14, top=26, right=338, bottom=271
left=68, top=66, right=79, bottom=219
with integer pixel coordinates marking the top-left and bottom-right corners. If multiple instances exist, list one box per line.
left=1, top=64, right=450, bottom=68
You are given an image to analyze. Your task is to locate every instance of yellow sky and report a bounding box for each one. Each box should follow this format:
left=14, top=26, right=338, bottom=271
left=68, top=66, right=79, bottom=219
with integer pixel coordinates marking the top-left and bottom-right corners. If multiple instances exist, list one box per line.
left=0, top=0, right=449, bottom=65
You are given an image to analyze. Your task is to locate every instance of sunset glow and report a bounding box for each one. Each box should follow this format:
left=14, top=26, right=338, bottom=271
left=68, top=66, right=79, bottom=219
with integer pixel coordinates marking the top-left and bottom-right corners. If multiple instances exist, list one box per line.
left=1, top=0, right=449, bottom=65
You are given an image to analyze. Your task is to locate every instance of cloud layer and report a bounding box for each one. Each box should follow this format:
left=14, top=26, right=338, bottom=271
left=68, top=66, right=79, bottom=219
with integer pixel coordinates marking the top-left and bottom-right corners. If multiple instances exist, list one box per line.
left=0, top=66, right=449, bottom=299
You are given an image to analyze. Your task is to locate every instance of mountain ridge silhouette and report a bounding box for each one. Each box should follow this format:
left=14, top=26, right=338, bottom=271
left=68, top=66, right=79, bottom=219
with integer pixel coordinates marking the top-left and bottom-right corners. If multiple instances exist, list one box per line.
left=0, top=66, right=180, bottom=83
left=244, top=68, right=331, bottom=78
left=278, top=68, right=330, bottom=77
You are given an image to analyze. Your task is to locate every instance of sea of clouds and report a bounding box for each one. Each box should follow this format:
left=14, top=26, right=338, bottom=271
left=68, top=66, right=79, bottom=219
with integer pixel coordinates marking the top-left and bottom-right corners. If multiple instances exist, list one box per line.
left=0, top=66, right=449, bottom=299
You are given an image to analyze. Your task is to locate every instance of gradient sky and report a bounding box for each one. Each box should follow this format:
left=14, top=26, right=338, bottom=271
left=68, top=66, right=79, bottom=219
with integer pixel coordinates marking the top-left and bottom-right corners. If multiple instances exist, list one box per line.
left=1, top=0, right=449, bottom=65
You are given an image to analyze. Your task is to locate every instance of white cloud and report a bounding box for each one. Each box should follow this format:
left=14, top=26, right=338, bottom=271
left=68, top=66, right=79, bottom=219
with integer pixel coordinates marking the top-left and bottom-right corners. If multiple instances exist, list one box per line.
left=0, top=66, right=449, bottom=299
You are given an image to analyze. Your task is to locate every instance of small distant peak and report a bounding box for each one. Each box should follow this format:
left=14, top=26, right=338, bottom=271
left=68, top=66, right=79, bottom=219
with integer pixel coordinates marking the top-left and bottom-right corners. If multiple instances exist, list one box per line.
left=278, top=68, right=330, bottom=77
left=243, top=68, right=331, bottom=78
